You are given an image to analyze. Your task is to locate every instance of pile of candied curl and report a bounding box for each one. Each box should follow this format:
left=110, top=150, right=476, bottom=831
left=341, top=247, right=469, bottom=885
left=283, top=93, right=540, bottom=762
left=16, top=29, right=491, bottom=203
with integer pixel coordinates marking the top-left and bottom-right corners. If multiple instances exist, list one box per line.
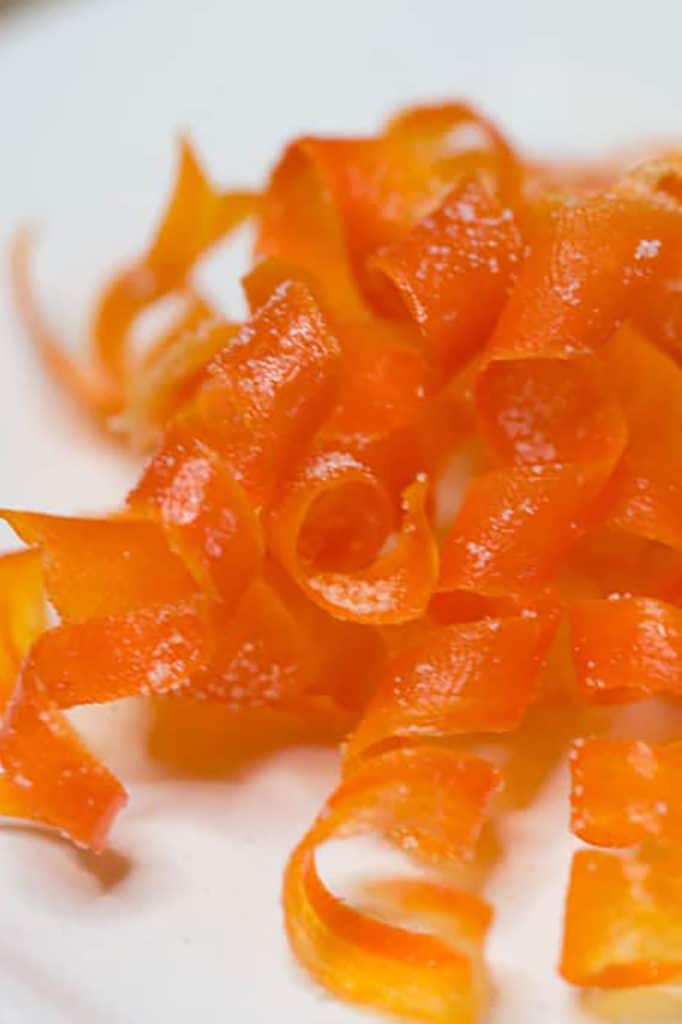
left=3, top=101, right=682, bottom=1022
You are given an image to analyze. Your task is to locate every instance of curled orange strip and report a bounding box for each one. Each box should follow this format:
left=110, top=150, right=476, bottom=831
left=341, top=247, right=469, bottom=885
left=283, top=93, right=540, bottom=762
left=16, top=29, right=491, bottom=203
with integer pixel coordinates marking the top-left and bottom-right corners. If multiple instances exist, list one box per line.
left=438, top=174, right=682, bottom=599
left=12, top=140, right=259, bottom=421
left=127, top=426, right=264, bottom=607
left=1, top=510, right=198, bottom=621
left=269, top=456, right=438, bottom=624
left=0, top=549, right=45, bottom=705
left=10, top=229, right=117, bottom=418
left=600, top=323, right=682, bottom=552
left=0, top=681, right=128, bottom=852
left=26, top=599, right=212, bottom=707
left=244, top=255, right=462, bottom=500
left=92, top=140, right=257, bottom=395
left=119, top=293, right=230, bottom=449
left=560, top=847, right=682, bottom=988
left=344, top=610, right=558, bottom=767
left=257, top=102, right=520, bottom=313
left=183, top=280, right=341, bottom=505
left=569, top=737, right=682, bottom=847
left=369, top=178, right=522, bottom=373
left=25, top=579, right=315, bottom=711
left=570, top=596, right=682, bottom=702
left=316, top=321, right=436, bottom=494
left=284, top=746, right=500, bottom=1023
left=0, top=571, right=319, bottom=849
left=0, top=551, right=127, bottom=850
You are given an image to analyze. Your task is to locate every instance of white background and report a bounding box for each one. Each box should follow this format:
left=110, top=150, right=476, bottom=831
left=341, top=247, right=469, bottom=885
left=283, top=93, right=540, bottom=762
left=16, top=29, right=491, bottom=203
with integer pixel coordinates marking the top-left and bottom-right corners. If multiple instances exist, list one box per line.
left=1, top=1, right=682, bottom=1021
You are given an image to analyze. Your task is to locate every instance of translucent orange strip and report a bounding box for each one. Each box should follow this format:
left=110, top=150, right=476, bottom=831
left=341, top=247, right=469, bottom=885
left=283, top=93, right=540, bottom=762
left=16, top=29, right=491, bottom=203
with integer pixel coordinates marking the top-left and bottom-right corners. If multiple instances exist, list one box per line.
left=127, top=425, right=264, bottom=607
left=269, top=461, right=438, bottom=624
left=561, top=847, right=682, bottom=987
left=1, top=510, right=198, bottom=622
left=344, top=608, right=559, bottom=768
left=283, top=746, right=500, bottom=1023
left=10, top=229, right=118, bottom=418
left=368, top=178, right=522, bottom=373
left=0, top=551, right=127, bottom=850
left=439, top=169, right=682, bottom=600
left=570, top=596, right=682, bottom=702
left=569, top=737, right=682, bottom=847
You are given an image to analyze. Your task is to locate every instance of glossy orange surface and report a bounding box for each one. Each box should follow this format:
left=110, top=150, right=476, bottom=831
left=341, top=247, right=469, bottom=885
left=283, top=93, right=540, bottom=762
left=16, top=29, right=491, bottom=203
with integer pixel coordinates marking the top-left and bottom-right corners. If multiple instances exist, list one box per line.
left=570, top=737, right=682, bottom=846
left=571, top=596, right=682, bottom=701
left=128, top=426, right=264, bottom=606
left=561, top=847, right=682, bottom=987
left=0, top=551, right=127, bottom=850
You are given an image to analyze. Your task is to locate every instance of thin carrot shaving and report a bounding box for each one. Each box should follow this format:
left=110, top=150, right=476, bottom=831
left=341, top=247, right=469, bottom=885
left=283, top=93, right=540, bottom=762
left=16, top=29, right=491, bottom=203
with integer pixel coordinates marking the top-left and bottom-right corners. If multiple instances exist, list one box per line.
left=12, top=140, right=259, bottom=432
left=284, top=747, right=499, bottom=1023
left=569, top=737, right=682, bottom=847
left=10, top=228, right=117, bottom=418
left=560, top=846, right=682, bottom=987
left=0, top=553, right=126, bottom=850
left=268, top=462, right=438, bottom=624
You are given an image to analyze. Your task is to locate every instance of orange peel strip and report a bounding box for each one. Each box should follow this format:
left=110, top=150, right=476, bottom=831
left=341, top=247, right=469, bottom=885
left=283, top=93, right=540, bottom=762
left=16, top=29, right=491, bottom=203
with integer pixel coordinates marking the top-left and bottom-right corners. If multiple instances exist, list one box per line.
left=92, top=139, right=258, bottom=393
left=437, top=178, right=682, bottom=600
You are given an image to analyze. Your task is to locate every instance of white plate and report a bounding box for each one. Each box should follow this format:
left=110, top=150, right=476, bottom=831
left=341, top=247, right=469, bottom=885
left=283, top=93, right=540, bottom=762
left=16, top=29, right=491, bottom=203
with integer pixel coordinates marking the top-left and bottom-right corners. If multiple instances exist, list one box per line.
left=1, top=2, right=682, bottom=1021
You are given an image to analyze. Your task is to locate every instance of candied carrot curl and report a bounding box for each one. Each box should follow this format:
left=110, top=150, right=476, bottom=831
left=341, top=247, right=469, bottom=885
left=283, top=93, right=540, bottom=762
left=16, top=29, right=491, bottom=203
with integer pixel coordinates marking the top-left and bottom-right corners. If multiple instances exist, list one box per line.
left=269, top=462, right=438, bottom=625
left=440, top=175, right=682, bottom=599
left=368, top=178, right=523, bottom=374
left=127, top=426, right=265, bottom=607
left=0, top=510, right=199, bottom=621
left=343, top=609, right=558, bottom=769
left=0, top=549, right=45, bottom=707
left=569, top=737, right=682, bottom=847
left=284, top=747, right=500, bottom=1023
left=257, top=102, right=522, bottom=313
left=0, top=552, right=127, bottom=850
left=8, top=101, right=682, bottom=1020
left=560, top=847, right=682, bottom=988
left=180, top=280, right=342, bottom=504
left=570, top=596, right=682, bottom=702
left=12, top=141, right=259, bottom=428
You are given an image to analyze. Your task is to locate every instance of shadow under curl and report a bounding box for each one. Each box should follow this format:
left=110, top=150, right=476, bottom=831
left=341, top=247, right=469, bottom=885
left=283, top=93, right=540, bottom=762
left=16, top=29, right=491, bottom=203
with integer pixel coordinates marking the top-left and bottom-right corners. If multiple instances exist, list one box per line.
left=0, top=821, right=133, bottom=892
left=147, top=697, right=350, bottom=781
